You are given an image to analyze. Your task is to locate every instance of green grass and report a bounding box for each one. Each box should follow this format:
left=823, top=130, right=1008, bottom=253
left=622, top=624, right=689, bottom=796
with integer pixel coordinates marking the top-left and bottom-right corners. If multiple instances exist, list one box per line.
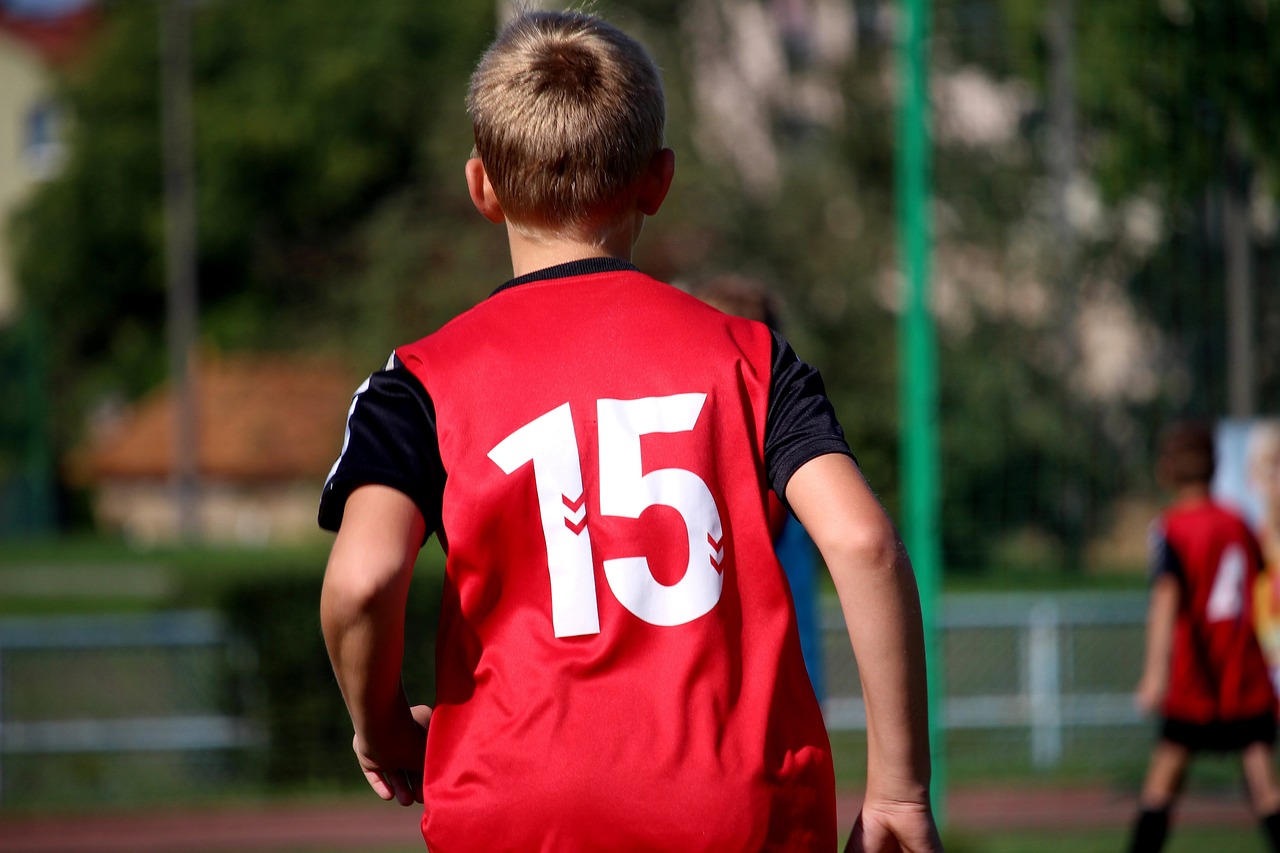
left=0, top=533, right=448, bottom=616
left=942, top=826, right=1267, bottom=853
left=2, top=532, right=1142, bottom=617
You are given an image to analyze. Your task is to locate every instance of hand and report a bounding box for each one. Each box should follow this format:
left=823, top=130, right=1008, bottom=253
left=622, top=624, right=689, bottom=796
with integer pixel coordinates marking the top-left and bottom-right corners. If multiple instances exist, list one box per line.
left=354, top=704, right=433, bottom=806
left=1134, top=673, right=1165, bottom=715
left=845, top=798, right=943, bottom=853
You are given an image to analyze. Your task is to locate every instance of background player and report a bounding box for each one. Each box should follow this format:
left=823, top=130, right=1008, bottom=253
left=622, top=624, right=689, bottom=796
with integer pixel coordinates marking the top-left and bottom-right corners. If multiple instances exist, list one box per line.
left=1129, top=421, right=1280, bottom=852
left=319, top=9, right=940, bottom=852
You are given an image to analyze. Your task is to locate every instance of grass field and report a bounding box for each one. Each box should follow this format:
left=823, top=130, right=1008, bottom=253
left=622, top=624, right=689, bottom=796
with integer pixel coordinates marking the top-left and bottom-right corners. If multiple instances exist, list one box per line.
left=945, top=826, right=1266, bottom=852
left=0, top=532, right=1146, bottom=613
left=0, top=534, right=340, bottom=615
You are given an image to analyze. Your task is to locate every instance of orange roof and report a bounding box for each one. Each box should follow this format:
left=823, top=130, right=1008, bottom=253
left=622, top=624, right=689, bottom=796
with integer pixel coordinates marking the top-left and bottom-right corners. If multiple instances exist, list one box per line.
left=86, top=353, right=364, bottom=482
left=0, top=6, right=99, bottom=67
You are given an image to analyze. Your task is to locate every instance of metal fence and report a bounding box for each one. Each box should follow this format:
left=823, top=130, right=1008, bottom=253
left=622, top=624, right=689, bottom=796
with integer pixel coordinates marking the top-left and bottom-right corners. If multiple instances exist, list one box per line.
left=0, top=610, right=262, bottom=805
left=822, top=591, right=1151, bottom=773
left=0, top=593, right=1154, bottom=806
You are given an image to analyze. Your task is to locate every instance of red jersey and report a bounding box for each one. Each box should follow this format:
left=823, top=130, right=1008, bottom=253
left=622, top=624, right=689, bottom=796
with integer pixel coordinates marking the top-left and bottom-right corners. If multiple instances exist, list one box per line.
left=1155, top=500, right=1276, bottom=724
left=321, top=259, right=848, bottom=851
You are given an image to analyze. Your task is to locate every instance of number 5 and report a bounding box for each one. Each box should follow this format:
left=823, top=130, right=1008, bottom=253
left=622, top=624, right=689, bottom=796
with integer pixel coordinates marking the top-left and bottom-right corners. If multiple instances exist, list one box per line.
left=598, top=395, right=724, bottom=627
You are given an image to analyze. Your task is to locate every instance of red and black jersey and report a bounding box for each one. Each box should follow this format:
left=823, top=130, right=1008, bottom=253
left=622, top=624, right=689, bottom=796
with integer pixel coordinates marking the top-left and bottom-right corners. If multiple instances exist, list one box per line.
left=1153, top=499, right=1276, bottom=725
left=320, top=258, right=851, bottom=852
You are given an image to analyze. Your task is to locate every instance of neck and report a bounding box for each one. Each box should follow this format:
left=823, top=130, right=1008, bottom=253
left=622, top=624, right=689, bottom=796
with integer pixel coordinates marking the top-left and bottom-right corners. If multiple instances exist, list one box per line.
left=1172, top=483, right=1211, bottom=505
left=505, top=213, right=643, bottom=278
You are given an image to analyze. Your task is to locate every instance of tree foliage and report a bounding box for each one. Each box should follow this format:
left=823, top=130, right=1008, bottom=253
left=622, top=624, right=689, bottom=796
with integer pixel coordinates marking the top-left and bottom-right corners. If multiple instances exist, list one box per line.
left=18, top=0, right=1272, bottom=575
left=999, top=0, right=1280, bottom=411
left=11, top=0, right=498, bottom=449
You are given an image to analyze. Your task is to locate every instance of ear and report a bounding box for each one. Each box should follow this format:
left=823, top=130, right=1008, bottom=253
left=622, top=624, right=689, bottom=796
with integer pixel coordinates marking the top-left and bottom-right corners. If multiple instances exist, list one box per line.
left=636, top=147, right=676, bottom=216
left=465, top=158, right=506, bottom=224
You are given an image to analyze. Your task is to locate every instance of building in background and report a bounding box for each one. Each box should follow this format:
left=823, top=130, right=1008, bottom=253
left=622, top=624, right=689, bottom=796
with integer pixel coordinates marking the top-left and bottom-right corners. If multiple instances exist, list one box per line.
left=0, top=0, right=96, bottom=322
left=73, top=353, right=358, bottom=545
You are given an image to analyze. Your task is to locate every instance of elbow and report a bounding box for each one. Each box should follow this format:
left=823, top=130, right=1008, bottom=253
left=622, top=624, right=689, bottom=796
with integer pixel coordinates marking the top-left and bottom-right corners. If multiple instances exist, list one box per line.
left=821, top=514, right=907, bottom=581
left=321, top=550, right=409, bottom=637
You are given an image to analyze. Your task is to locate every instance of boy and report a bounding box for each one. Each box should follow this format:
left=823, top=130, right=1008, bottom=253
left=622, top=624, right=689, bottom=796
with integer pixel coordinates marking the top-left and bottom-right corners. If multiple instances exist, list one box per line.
left=1129, top=422, right=1280, bottom=852
left=319, top=10, right=940, bottom=852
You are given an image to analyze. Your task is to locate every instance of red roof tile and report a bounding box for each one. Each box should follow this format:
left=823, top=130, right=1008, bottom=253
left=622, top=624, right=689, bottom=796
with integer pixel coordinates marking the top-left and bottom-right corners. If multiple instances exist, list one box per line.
left=0, top=6, right=99, bottom=67
left=86, top=353, right=363, bottom=482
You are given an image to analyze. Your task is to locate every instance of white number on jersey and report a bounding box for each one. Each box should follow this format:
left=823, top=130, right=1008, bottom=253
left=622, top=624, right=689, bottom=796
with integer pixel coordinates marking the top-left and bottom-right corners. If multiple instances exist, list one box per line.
left=1205, top=542, right=1247, bottom=623
left=488, top=403, right=600, bottom=638
left=488, top=395, right=725, bottom=637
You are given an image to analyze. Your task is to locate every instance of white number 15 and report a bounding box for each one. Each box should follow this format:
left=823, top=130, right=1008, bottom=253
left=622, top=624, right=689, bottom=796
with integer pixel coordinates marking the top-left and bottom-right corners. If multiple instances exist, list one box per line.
left=488, top=394, right=725, bottom=638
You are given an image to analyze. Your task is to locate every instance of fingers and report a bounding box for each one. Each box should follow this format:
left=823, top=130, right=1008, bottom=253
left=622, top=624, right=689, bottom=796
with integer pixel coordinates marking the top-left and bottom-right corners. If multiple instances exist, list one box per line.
left=363, top=766, right=422, bottom=805
left=353, top=730, right=425, bottom=806
left=364, top=766, right=396, bottom=801
left=410, top=703, right=434, bottom=731
left=384, top=768, right=420, bottom=806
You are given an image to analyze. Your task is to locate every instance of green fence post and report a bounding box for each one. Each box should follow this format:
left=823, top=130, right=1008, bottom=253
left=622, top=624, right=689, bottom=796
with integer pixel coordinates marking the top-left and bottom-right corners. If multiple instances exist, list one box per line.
left=896, top=0, right=946, bottom=824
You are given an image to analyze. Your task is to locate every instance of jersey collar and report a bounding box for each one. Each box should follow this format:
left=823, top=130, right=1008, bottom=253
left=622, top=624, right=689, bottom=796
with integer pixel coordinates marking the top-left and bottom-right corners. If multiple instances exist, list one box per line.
left=492, top=257, right=639, bottom=297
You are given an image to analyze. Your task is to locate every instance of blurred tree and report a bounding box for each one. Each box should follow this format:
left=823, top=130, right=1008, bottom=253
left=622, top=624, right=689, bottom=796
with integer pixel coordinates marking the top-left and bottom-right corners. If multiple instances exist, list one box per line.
left=10, top=0, right=499, bottom=456
left=919, top=1, right=1134, bottom=571
left=11, top=0, right=1191, bottom=574
left=1001, top=0, right=1280, bottom=418
left=633, top=0, right=1129, bottom=571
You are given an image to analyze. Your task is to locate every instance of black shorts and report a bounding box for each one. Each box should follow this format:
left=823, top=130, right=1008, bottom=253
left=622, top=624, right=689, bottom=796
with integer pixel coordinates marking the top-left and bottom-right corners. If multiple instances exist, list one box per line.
left=1161, top=712, right=1277, bottom=752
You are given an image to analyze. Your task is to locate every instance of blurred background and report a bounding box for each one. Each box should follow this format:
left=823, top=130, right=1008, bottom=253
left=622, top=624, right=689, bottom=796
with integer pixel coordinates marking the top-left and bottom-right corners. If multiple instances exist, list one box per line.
left=0, top=0, right=1277, bottom=850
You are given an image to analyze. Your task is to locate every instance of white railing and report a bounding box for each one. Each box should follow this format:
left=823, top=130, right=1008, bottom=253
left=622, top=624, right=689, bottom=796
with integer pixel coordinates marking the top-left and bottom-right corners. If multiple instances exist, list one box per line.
left=0, top=592, right=1151, bottom=794
left=822, top=591, right=1150, bottom=768
left=0, top=610, right=262, bottom=799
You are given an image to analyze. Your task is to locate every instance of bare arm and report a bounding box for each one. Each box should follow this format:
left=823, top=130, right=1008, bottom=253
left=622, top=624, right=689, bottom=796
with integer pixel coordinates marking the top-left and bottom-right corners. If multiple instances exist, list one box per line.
left=321, top=484, right=431, bottom=805
left=786, top=453, right=941, bottom=853
left=1135, top=573, right=1179, bottom=714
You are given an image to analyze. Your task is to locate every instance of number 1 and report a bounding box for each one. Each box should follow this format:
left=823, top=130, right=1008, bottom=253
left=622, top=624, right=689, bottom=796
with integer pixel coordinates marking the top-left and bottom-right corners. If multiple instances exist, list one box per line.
left=488, top=403, right=600, bottom=637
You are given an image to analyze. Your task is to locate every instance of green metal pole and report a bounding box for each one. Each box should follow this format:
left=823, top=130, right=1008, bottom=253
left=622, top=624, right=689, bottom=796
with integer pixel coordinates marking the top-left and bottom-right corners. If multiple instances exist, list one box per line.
left=896, top=0, right=946, bottom=824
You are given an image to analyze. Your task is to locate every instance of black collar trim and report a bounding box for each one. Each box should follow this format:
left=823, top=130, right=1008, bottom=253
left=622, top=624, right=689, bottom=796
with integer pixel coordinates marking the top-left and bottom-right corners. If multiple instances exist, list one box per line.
left=492, top=257, right=639, bottom=297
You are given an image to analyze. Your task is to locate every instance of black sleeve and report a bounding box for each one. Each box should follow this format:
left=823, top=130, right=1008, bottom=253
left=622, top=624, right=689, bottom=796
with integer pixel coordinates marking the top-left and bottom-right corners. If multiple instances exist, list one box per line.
left=1148, top=524, right=1183, bottom=585
left=764, top=330, right=854, bottom=502
left=317, top=355, right=445, bottom=537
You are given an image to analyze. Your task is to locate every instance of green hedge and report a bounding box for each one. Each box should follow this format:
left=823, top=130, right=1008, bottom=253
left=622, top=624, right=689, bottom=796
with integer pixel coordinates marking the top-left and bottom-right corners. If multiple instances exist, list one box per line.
left=221, top=568, right=442, bottom=790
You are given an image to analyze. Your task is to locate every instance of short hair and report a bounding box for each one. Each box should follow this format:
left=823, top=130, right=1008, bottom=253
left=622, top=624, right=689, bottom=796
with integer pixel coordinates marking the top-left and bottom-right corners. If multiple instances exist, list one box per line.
left=1157, top=421, right=1216, bottom=487
left=467, top=10, right=666, bottom=237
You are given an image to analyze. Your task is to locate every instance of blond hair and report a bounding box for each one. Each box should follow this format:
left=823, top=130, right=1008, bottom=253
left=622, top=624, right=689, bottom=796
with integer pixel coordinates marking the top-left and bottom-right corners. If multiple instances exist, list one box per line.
left=467, top=10, right=665, bottom=238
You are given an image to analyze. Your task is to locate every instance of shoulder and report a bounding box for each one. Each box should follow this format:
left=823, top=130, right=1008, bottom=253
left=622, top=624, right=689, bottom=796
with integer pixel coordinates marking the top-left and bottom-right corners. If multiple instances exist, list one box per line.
left=1199, top=502, right=1261, bottom=543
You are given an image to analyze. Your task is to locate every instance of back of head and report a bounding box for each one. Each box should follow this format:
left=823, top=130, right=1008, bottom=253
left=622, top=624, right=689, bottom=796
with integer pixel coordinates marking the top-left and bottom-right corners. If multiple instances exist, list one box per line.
left=467, top=10, right=666, bottom=237
left=1157, top=420, right=1216, bottom=489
